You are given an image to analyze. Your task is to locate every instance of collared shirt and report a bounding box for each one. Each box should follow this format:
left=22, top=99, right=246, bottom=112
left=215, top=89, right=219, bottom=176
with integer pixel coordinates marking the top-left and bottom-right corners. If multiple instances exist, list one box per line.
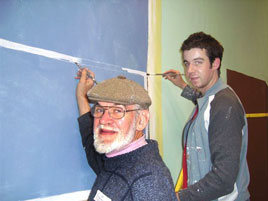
left=106, top=135, right=147, bottom=158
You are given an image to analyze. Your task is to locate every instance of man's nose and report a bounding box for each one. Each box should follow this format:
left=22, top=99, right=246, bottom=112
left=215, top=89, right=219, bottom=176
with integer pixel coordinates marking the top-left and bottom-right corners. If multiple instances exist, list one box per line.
left=99, top=109, right=113, bottom=124
left=187, top=63, right=194, bottom=74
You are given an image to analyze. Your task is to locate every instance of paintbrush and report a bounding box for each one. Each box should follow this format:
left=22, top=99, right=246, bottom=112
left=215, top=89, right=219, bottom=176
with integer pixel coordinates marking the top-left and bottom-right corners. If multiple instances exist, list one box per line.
left=147, top=72, right=185, bottom=76
left=75, top=62, right=98, bottom=84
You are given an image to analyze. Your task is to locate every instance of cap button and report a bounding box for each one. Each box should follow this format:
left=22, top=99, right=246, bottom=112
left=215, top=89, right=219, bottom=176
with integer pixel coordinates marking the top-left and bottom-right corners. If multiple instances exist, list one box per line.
left=117, top=75, right=126, bottom=79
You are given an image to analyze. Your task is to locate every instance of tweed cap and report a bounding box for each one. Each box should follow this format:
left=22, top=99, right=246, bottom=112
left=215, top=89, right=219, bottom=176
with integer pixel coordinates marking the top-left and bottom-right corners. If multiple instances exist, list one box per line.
left=87, top=76, right=152, bottom=108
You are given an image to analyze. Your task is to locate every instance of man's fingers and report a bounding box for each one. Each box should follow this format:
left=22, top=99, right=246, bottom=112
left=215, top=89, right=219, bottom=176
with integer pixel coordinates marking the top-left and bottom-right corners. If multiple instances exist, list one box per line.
left=79, top=69, right=88, bottom=82
left=74, top=70, right=82, bottom=79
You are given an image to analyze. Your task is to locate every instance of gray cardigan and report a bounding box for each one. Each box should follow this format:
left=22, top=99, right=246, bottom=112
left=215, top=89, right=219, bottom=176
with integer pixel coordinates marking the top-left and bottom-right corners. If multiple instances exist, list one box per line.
left=179, top=79, right=250, bottom=201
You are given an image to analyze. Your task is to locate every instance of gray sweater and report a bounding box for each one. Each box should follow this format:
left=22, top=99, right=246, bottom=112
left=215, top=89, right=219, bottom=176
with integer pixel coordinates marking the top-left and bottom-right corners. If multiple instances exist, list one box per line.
left=78, top=113, right=177, bottom=201
left=179, top=79, right=250, bottom=201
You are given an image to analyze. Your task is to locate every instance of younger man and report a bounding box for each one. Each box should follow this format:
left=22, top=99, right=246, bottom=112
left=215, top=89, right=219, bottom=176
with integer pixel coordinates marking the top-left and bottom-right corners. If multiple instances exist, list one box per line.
left=164, top=32, right=250, bottom=201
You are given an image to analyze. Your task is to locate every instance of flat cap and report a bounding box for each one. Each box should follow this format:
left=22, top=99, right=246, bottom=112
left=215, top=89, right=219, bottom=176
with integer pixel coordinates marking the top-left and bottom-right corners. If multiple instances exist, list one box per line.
left=87, top=76, right=152, bottom=108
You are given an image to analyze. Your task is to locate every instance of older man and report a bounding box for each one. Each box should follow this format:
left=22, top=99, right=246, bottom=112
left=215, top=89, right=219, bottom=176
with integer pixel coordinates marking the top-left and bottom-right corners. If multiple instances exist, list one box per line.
left=76, top=69, right=177, bottom=201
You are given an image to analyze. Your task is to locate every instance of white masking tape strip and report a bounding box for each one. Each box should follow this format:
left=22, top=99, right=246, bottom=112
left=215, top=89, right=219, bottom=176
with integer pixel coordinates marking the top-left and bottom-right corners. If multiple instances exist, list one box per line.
left=0, top=38, right=148, bottom=87
left=0, top=38, right=81, bottom=64
left=0, top=38, right=147, bottom=78
left=122, top=67, right=147, bottom=90
left=121, top=67, right=147, bottom=77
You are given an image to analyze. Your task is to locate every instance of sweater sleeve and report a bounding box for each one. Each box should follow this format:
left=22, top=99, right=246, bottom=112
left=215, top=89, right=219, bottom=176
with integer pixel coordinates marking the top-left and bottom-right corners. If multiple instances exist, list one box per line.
left=181, top=85, right=202, bottom=105
left=179, top=89, right=245, bottom=201
left=78, top=112, right=104, bottom=175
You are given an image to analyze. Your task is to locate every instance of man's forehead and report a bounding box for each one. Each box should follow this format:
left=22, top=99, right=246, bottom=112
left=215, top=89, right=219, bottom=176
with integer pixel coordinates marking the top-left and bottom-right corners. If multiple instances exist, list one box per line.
left=183, top=48, right=208, bottom=60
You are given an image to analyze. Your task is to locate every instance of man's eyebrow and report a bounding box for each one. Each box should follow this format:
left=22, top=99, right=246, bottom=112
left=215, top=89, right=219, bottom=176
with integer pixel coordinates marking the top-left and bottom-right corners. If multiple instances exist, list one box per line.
left=193, top=57, right=204, bottom=61
left=184, top=57, right=205, bottom=63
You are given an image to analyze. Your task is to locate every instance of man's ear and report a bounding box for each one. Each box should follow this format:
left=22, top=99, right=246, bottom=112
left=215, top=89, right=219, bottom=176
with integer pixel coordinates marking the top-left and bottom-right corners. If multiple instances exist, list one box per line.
left=136, top=110, right=150, bottom=131
left=212, top=58, right=221, bottom=70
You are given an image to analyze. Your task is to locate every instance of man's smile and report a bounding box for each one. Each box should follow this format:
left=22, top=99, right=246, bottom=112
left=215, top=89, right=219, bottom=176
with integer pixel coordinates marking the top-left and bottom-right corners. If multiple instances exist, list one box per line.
left=99, top=128, right=118, bottom=135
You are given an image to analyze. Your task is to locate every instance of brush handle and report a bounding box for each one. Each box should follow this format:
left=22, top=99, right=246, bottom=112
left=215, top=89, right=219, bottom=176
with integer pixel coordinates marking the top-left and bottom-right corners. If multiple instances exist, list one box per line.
left=75, top=62, right=98, bottom=84
left=147, top=73, right=185, bottom=76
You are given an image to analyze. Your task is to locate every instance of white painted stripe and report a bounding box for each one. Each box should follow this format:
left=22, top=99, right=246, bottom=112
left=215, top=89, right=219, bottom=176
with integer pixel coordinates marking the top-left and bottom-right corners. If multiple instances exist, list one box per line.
left=0, top=38, right=81, bottom=64
left=24, top=190, right=90, bottom=201
left=121, top=67, right=147, bottom=89
left=121, top=67, right=147, bottom=77
left=0, top=38, right=147, bottom=82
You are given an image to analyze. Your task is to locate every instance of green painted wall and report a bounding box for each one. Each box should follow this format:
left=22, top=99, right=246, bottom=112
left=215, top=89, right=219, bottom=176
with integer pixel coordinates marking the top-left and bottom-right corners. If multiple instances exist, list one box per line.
left=161, top=0, right=268, bottom=182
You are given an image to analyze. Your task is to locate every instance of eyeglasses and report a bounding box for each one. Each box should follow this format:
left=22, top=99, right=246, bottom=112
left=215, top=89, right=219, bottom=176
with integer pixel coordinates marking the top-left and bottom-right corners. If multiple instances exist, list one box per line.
left=91, top=105, right=140, bottom=119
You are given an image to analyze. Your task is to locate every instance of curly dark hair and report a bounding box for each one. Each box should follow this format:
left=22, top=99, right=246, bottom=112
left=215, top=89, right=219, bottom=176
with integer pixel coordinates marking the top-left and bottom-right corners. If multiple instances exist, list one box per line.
left=180, top=32, right=224, bottom=76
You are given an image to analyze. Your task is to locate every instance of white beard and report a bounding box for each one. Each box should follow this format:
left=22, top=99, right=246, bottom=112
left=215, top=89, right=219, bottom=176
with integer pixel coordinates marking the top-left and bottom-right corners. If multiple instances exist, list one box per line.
left=93, top=117, right=137, bottom=154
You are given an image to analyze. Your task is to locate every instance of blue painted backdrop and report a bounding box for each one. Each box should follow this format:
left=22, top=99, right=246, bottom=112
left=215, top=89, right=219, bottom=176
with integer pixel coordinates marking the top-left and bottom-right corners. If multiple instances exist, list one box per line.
left=0, top=0, right=148, bottom=200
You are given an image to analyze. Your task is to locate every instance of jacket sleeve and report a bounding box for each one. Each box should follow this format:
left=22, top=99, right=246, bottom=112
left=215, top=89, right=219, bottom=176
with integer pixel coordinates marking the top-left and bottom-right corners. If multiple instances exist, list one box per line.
left=78, top=112, right=104, bottom=175
left=179, top=89, right=245, bottom=201
left=181, top=85, right=202, bottom=105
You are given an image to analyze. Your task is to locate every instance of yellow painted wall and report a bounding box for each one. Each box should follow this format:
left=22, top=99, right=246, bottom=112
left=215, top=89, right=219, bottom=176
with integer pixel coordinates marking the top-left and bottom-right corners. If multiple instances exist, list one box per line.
left=161, top=0, right=268, bottom=182
left=148, top=0, right=163, bottom=155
